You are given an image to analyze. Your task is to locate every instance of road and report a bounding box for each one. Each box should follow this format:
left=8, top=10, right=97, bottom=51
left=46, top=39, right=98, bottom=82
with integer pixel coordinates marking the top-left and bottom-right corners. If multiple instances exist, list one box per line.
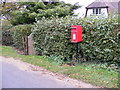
left=1, top=60, right=75, bottom=88
left=0, top=56, right=100, bottom=88
left=0, top=59, right=2, bottom=89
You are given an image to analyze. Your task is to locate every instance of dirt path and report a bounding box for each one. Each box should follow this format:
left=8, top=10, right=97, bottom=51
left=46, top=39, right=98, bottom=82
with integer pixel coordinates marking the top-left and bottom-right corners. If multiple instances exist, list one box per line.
left=1, top=56, right=101, bottom=88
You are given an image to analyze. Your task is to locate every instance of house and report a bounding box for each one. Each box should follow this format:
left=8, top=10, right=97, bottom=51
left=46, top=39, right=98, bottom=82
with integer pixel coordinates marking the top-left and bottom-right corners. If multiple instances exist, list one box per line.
left=85, top=0, right=119, bottom=17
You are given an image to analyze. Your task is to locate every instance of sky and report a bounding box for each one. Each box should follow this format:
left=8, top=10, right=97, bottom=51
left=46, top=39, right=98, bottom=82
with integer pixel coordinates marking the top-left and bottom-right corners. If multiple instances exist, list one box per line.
left=59, top=0, right=96, bottom=17
left=59, top=0, right=95, bottom=6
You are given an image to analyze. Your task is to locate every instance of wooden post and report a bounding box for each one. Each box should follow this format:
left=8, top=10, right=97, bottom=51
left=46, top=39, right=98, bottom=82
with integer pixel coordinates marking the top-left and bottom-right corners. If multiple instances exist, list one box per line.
left=28, top=34, right=36, bottom=55
left=25, top=36, right=28, bottom=55
left=22, top=37, right=25, bottom=55
left=26, top=36, right=29, bottom=55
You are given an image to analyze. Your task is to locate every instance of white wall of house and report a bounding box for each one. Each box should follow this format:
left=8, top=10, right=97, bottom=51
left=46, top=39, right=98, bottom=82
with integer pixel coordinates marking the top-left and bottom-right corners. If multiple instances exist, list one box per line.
left=60, top=0, right=96, bottom=18
left=87, top=8, right=108, bottom=17
left=101, top=8, right=108, bottom=16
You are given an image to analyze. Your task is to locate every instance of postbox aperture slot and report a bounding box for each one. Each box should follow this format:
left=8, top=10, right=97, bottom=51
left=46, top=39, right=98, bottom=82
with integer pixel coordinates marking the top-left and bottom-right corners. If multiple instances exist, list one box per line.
left=70, top=27, right=77, bottom=29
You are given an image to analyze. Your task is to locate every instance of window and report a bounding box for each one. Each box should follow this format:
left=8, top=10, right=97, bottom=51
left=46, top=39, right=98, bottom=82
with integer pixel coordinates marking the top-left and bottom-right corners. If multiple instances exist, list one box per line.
left=93, top=8, right=101, bottom=15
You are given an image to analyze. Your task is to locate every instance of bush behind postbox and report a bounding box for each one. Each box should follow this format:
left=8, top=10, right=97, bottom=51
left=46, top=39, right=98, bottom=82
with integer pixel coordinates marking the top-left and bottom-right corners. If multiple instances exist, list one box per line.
left=32, top=15, right=119, bottom=65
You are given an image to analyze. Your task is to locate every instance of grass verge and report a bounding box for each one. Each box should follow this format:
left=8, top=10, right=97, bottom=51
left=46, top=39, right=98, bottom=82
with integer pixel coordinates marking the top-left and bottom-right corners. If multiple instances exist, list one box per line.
left=0, top=46, right=119, bottom=88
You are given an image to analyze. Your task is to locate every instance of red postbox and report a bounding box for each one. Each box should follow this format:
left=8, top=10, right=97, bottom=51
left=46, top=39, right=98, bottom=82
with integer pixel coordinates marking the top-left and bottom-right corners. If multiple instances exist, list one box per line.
left=70, top=25, right=82, bottom=43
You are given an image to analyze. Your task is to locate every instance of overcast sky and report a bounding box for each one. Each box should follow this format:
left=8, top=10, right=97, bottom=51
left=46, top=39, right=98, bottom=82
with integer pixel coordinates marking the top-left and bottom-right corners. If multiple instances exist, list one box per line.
left=59, top=0, right=96, bottom=17
left=60, top=0, right=95, bottom=6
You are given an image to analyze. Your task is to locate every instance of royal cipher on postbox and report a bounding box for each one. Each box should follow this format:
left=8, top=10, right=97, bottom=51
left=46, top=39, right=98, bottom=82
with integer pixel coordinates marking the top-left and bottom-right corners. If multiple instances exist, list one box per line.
left=70, top=25, right=82, bottom=43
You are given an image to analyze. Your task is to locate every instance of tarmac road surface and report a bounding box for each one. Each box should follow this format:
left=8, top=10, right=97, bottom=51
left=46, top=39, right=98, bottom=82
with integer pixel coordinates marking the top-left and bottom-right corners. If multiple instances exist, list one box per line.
left=1, top=61, right=76, bottom=88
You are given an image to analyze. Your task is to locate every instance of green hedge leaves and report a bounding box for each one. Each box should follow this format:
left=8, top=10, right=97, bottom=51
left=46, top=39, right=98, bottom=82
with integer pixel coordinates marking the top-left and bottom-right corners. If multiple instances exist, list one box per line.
left=32, top=16, right=119, bottom=65
left=11, top=24, right=33, bottom=50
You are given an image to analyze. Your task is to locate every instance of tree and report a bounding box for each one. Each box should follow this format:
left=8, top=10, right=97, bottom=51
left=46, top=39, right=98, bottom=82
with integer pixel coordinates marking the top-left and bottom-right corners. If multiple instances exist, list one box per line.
left=0, top=1, right=19, bottom=20
left=1, top=0, right=81, bottom=25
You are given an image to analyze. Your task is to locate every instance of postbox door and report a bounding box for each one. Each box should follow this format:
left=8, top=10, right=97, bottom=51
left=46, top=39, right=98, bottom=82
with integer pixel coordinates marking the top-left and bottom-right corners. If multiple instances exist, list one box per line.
left=71, top=25, right=82, bottom=43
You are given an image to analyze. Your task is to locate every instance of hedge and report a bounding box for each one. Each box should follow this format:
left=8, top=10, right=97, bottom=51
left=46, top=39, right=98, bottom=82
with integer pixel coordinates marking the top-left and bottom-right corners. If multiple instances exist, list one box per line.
left=2, top=30, right=13, bottom=46
left=1, top=20, right=13, bottom=46
left=32, top=16, right=119, bottom=65
left=11, top=24, right=33, bottom=50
